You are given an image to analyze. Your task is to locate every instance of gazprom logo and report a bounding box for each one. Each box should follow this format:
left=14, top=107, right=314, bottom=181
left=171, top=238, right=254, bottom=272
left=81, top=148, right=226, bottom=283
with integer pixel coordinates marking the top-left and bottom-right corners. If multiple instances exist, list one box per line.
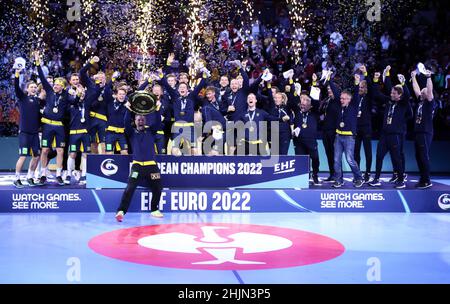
left=274, top=159, right=295, bottom=175
left=101, top=159, right=118, bottom=176
left=438, top=194, right=450, bottom=211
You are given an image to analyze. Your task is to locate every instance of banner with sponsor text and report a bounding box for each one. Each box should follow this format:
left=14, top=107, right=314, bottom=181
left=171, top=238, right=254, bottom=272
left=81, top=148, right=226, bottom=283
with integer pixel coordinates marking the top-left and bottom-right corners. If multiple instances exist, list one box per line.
left=86, top=155, right=310, bottom=189
left=1, top=189, right=449, bottom=213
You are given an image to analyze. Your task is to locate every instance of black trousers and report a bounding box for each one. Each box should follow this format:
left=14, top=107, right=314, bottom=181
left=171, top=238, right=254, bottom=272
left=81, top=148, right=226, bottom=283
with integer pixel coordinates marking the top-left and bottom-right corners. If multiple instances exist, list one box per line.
left=294, top=138, right=320, bottom=176
left=415, top=132, right=433, bottom=183
left=268, top=133, right=291, bottom=155
left=354, top=127, right=372, bottom=173
left=118, top=164, right=162, bottom=213
left=279, top=133, right=291, bottom=155
left=322, top=130, right=336, bottom=176
left=374, top=134, right=403, bottom=180
left=400, top=133, right=406, bottom=175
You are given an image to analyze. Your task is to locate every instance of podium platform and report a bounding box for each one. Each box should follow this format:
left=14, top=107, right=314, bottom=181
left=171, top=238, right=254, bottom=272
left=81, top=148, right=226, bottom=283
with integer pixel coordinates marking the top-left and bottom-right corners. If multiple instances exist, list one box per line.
left=1, top=172, right=449, bottom=213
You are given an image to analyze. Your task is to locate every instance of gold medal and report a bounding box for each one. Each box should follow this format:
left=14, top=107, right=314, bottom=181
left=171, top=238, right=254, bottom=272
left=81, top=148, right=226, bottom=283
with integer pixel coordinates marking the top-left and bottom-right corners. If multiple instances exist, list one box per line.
left=53, top=107, right=58, bottom=114
left=302, top=123, right=307, bottom=129
left=416, top=118, right=421, bottom=124
left=339, top=122, right=345, bottom=128
left=180, top=111, right=185, bottom=116
left=98, top=96, right=103, bottom=102
left=357, top=111, right=362, bottom=117
left=80, top=118, right=85, bottom=123
left=249, top=126, right=255, bottom=132
left=387, top=117, right=392, bottom=125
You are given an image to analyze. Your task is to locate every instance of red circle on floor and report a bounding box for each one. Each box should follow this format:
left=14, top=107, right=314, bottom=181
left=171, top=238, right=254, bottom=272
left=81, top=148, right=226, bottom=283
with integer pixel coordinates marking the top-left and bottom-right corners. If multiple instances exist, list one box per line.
left=89, top=223, right=345, bottom=270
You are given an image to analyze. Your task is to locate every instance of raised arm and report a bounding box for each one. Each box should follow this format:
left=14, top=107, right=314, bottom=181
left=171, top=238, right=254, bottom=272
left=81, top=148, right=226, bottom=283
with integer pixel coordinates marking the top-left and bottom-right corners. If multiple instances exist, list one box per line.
left=80, top=56, right=99, bottom=89
left=410, top=70, right=421, bottom=99
left=159, top=74, right=178, bottom=102
left=382, top=66, right=392, bottom=93
left=14, top=70, right=26, bottom=100
left=424, top=70, right=434, bottom=101
left=34, top=51, right=52, bottom=93
left=328, top=77, right=341, bottom=101
left=351, top=74, right=361, bottom=106
left=371, top=71, right=390, bottom=104
left=359, top=65, right=375, bottom=98
left=103, top=80, right=114, bottom=103
left=265, top=84, right=275, bottom=111
left=191, top=77, right=207, bottom=98
left=240, top=60, right=250, bottom=92
left=401, top=80, right=411, bottom=103
left=249, top=74, right=263, bottom=93
left=123, top=103, right=134, bottom=137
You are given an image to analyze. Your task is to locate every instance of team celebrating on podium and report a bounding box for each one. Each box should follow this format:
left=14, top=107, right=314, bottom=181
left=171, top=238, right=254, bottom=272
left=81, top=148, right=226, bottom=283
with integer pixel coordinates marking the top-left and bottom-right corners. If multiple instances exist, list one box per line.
left=12, top=51, right=437, bottom=193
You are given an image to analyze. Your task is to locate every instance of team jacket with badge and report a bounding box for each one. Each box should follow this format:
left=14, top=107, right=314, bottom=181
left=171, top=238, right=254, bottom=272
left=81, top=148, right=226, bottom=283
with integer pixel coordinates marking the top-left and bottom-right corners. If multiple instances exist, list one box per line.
left=292, top=93, right=321, bottom=140
left=160, top=76, right=207, bottom=123
left=354, top=77, right=375, bottom=130
left=68, top=93, right=96, bottom=131
left=216, top=86, right=231, bottom=107
left=14, top=75, right=41, bottom=133
left=413, top=97, right=435, bottom=134
left=265, top=89, right=293, bottom=136
left=202, top=102, right=227, bottom=132
left=37, top=64, right=71, bottom=122
left=373, top=76, right=413, bottom=135
left=223, top=69, right=251, bottom=121
left=318, top=80, right=340, bottom=132
left=330, top=80, right=360, bottom=136
left=236, top=108, right=279, bottom=142
left=102, top=81, right=127, bottom=130
left=80, top=62, right=108, bottom=121
left=124, top=110, right=161, bottom=163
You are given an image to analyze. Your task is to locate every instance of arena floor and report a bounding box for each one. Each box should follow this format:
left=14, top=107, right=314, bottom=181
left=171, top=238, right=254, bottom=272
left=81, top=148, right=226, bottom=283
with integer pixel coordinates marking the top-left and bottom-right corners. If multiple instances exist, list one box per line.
left=1, top=212, right=449, bottom=284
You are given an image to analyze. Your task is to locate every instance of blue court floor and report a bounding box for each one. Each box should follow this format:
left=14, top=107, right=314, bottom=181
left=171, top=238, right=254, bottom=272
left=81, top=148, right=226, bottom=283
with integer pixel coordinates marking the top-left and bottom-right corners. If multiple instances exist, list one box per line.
left=1, top=212, right=450, bottom=284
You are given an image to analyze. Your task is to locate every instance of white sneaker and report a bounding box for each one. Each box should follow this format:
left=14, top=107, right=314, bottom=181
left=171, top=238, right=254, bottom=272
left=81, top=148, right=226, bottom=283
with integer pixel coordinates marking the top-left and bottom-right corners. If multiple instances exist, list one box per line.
left=115, top=211, right=124, bottom=222
left=72, top=170, right=80, bottom=181
left=150, top=210, right=164, bottom=218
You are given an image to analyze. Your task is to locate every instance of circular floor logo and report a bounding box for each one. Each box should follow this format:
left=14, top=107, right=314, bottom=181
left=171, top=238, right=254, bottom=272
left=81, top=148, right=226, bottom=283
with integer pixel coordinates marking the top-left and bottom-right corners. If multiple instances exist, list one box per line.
left=438, top=193, right=450, bottom=210
left=88, top=223, right=345, bottom=270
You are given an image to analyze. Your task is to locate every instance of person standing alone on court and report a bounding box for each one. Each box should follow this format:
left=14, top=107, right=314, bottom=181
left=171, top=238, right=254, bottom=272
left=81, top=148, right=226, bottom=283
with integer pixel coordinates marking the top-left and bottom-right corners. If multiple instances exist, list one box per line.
left=115, top=102, right=163, bottom=222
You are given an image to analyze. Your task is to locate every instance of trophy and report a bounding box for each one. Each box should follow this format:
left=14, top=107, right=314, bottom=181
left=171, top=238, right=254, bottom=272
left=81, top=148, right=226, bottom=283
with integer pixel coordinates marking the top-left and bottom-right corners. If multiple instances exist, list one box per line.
left=127, top=91, right=157, bottom=115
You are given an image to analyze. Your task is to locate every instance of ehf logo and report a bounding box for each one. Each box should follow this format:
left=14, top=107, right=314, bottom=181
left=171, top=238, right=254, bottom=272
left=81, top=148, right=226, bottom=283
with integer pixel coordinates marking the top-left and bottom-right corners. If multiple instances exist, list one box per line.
left=274, top=159, right=296, bottom=175
left=100, top=159, right=118, bottom=176
left=89, top=223, right=345, bottom=270
left=438, top=194, right=450, bottom=211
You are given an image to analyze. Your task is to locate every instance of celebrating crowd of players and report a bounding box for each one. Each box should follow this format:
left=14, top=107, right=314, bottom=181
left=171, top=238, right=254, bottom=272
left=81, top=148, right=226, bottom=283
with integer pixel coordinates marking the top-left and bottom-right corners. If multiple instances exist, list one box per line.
left=13, top=51, right=436, bottom=190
